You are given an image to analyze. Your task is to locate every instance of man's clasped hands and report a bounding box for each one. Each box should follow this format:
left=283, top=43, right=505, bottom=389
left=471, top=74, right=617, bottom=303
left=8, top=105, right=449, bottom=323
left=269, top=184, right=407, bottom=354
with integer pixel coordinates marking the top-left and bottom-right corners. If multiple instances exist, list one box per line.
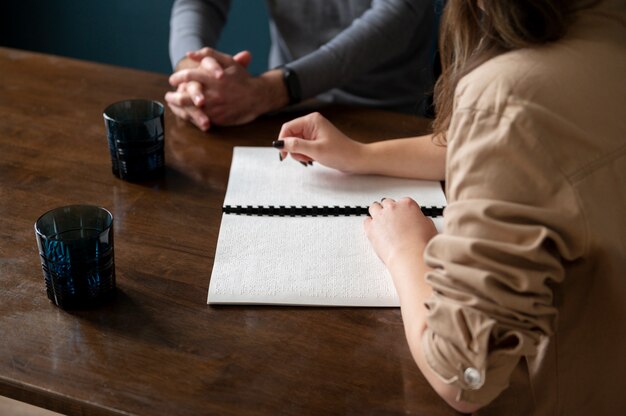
left=165, top=47, right=288, bottom=131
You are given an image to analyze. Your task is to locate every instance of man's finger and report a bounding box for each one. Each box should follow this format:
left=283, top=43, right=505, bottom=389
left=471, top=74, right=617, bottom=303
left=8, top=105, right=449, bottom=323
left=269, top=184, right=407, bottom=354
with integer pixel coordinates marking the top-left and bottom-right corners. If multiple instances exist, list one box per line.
left=169, top=68, right=215, bottom=87
left=186, top=106, right=210, bottom=131
left=165, top=91, right=195, bottom=107
left=167, top=102, right=190, bottom=121
left=233, top=50, right=253, bottom=68
left=185, top=81, right=205, bottom=106
left=187, top=47, right=215, bottom=62
left=200, top=57, right=224, bottom=78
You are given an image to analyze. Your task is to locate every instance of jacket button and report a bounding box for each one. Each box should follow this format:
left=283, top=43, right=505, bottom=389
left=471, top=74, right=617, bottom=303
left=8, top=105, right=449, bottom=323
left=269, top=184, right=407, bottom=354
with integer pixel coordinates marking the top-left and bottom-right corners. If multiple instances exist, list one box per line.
left=463, top=367, right=482, bottom=389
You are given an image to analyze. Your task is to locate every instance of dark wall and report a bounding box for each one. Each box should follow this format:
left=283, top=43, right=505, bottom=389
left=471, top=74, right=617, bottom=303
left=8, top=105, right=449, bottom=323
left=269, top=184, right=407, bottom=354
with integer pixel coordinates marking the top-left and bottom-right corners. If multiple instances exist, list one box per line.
left=0, top=0, right=270, bottom=75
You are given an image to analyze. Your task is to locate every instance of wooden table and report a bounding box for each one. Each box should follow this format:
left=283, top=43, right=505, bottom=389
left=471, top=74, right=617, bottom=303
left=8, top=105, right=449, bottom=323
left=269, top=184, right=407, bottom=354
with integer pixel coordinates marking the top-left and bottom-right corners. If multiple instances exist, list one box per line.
left=0, top=47, right=457, bottom=416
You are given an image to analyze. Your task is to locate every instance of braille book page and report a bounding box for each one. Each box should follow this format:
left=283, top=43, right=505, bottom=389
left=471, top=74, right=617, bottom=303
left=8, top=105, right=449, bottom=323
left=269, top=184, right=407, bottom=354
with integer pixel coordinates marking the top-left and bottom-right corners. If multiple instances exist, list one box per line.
left=208, top=147, right=447, bottom=306
left=210, top=215, right=398, bottom=306
left=223, top=147, right=447, bottom=208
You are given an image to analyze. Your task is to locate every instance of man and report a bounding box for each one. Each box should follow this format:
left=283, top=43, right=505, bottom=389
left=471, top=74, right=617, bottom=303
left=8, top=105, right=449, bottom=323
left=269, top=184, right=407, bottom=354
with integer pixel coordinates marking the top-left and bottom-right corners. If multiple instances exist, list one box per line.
left=167, top=0, right=436, bottom=130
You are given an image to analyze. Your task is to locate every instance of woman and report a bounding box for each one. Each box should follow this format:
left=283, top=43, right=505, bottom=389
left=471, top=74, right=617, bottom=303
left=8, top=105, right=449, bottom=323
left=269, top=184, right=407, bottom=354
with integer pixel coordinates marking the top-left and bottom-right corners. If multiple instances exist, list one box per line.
left=272, top=0, right=626, bottom=414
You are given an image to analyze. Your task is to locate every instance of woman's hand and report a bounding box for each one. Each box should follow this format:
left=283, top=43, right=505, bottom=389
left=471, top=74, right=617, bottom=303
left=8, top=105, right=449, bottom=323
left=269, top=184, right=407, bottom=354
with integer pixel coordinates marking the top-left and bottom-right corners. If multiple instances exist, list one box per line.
left=364, top=197, right=437, bottom=268
left=273, top=112, right=366, bottom=173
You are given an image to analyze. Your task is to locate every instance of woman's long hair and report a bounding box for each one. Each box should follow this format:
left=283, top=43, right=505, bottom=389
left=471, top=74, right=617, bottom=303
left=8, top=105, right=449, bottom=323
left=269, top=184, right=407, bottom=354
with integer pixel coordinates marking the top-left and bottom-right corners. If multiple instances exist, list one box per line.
left=432, top=0, right=601, bottom=141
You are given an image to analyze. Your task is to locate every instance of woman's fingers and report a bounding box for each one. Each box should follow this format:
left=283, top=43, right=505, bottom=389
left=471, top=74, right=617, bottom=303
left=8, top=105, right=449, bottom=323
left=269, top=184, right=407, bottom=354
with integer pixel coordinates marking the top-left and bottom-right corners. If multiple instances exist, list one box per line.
left=273, top=137, right=316, bottom=163
left=368, top=201, right=383, bottom=217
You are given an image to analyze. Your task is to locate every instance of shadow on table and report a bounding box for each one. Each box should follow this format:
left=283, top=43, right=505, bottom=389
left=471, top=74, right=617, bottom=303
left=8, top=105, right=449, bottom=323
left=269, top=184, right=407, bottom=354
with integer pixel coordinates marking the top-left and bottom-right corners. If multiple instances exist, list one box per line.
left=67, top=287, right=177, bottom=348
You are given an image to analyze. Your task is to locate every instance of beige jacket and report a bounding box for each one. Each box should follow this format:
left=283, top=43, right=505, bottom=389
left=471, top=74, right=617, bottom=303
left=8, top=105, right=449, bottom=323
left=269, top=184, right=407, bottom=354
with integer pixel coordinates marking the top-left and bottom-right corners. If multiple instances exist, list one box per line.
left=422, top=2, right=626, bottom=415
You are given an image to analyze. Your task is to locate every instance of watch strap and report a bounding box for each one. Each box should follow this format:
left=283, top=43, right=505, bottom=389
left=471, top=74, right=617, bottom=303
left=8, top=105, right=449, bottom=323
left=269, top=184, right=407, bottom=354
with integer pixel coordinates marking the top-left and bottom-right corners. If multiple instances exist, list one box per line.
left=282, top=66, right=302, bottom=105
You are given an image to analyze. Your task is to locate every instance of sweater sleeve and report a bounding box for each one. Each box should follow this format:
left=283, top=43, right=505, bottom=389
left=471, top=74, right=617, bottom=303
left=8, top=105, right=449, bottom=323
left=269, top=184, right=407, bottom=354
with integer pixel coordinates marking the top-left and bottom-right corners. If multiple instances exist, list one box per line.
left=169, top=0, right=232, bottom=69
left=421, top=103, right=586, bottom=406
left=287, top=0, right=432, bottom=100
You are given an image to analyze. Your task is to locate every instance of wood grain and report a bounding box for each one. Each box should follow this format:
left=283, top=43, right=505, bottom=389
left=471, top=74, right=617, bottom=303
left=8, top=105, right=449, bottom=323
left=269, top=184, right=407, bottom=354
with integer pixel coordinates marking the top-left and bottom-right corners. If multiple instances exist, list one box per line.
left=0, top=47, right=458, bottom=416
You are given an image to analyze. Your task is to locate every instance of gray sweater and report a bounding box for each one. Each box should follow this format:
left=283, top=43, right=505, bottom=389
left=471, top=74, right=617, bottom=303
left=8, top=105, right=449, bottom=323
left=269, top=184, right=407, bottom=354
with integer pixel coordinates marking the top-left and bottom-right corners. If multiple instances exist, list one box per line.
left=169, top=0, right=435, bottom=114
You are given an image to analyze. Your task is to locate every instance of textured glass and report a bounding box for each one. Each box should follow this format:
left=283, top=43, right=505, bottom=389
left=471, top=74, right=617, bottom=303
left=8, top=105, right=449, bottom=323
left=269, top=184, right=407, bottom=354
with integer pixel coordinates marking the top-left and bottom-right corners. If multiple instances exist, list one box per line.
left=34, top=205, right=115, bottom=309
left=104, top=99, right=165, bottom=181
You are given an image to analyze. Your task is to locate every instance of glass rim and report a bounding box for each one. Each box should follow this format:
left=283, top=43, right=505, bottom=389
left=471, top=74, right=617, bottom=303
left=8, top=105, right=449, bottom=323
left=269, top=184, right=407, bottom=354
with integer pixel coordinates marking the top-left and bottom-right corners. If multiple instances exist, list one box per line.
left=34, top=205, right=114, bottom=241
left=103, top=99, right=164, bottom=124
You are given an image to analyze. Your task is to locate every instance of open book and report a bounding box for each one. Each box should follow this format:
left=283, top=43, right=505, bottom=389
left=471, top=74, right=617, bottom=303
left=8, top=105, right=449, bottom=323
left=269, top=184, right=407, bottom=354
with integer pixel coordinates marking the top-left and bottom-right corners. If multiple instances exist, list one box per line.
left=208, top=147, right=447, bottom=307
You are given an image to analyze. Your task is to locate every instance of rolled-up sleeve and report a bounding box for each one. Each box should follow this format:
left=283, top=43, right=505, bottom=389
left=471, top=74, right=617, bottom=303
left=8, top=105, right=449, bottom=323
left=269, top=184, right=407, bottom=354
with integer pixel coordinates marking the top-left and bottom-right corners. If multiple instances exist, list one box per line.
left=421, top=103, right=586, bottom=405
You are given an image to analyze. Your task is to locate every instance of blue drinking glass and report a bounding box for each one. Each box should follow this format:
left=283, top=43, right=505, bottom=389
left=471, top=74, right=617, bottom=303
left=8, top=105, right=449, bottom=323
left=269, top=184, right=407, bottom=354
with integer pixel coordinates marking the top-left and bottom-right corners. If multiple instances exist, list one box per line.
left=104, top=99, right=165, bottom=181
left=34, top=205, right=115, bottom=309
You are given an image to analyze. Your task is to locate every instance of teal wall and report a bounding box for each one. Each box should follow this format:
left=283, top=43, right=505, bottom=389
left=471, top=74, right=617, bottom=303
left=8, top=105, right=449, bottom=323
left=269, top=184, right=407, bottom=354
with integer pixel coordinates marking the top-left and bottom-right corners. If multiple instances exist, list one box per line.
left=0, top=0, right=270, bottom=75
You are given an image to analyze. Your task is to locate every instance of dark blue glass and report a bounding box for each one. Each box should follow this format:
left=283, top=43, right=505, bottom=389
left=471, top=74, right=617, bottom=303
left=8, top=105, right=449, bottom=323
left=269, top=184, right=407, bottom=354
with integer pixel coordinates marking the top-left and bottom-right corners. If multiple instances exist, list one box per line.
left=104, top=99, right=165, bottom=181
left=34, top=205, right=115, bottom=309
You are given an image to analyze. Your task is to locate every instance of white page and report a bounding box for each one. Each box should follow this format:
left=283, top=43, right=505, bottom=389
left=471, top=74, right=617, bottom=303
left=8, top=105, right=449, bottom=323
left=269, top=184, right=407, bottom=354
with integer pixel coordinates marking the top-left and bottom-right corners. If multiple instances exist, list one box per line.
left=209, top=147, right=446, bottom=306
left=224, top=147, right=447, bottom=208
left=210, top=215, right=398, bottom=306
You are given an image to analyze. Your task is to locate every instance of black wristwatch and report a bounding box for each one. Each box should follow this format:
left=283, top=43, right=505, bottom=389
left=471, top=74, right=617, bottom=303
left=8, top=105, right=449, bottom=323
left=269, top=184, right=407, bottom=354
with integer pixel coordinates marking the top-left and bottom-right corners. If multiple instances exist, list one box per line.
left=282, top=66, right=302, bottom=105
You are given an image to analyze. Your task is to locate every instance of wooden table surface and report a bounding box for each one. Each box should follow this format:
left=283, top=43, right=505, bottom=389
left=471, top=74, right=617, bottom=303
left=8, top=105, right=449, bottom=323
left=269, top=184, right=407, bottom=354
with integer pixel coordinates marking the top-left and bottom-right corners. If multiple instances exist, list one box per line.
left=0, top=47, right=458, bottom=416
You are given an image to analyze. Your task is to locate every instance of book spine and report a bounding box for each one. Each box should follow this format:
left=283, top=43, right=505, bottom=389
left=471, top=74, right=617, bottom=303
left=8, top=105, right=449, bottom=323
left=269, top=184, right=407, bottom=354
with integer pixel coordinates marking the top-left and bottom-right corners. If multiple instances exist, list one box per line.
left=223, top=205, right=444, bottom=217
